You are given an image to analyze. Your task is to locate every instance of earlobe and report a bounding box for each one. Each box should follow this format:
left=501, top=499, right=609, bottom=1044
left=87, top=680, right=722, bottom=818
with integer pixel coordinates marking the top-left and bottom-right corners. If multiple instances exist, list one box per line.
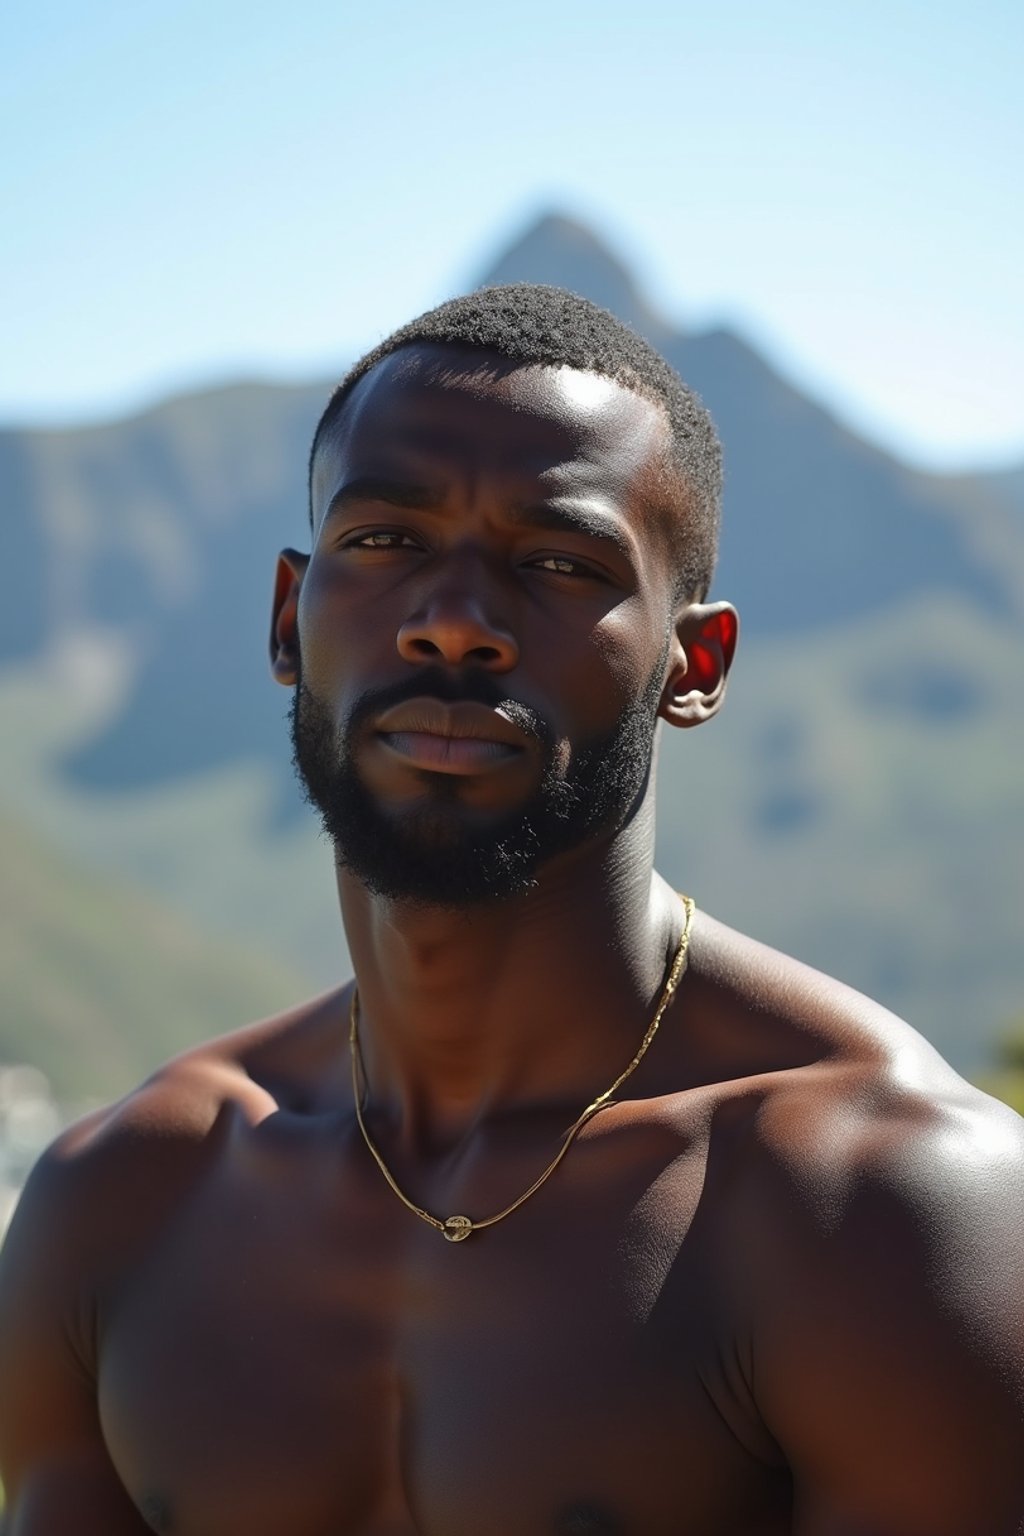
left=269, top=548, right=309, bottom=686
left=660, top=602, right=739, bottom=729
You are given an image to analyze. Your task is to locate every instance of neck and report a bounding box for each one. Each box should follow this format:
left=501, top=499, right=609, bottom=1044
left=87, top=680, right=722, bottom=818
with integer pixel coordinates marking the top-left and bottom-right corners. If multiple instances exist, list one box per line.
left=337, top=796, right=684, bottom=1151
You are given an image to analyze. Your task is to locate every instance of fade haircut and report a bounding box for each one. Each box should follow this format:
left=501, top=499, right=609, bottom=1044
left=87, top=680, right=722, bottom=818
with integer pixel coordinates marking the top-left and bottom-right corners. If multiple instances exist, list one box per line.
left=308, top=283, right=723, bottom=601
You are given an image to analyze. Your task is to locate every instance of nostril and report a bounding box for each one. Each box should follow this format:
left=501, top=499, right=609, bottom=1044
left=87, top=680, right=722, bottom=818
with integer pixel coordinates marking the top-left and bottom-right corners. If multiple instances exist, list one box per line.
left=408, top=638, right=442, bottom=659
left=396, top=614, right=518, bottom=669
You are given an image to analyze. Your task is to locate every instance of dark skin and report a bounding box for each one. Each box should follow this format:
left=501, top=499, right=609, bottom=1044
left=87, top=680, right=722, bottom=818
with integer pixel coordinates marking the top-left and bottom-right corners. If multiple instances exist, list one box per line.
left=2, top=345, right=1023, bottom=1536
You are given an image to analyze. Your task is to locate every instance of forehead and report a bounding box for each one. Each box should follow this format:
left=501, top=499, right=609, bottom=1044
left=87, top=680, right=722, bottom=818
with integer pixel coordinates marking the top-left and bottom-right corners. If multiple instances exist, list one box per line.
left=311, top=344, right=675, bottom=528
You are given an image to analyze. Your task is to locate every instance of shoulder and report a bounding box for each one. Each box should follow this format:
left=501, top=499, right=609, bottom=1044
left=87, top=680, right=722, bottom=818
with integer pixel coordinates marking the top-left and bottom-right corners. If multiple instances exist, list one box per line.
left=686, top=907, right=1024, bottom=1243
left=16, top=981, right=347, bottom=1185
left=680, top=905, right=1024, bottom=1363
left=741, top=1064, right=1024, bottom=1282
left=684, top=916, right=1024, bottom=1526
left=0, top=985, right=351, bottom=1349
left=0, top=988, right=351, bottom=1503
left=686, top=906, right=945, bottom=1078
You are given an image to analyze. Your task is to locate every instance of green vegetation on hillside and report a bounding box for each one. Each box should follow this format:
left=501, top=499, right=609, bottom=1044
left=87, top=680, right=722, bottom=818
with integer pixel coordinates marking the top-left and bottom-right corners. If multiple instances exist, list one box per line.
left=0, top=804, right=310, bottom=1106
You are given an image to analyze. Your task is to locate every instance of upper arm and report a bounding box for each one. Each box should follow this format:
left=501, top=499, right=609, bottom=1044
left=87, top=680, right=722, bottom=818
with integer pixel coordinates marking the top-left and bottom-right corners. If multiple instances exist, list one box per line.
left=748, top=1091, right=1024, bottom=1535
left=0, top=1141, right=151, bottom=1535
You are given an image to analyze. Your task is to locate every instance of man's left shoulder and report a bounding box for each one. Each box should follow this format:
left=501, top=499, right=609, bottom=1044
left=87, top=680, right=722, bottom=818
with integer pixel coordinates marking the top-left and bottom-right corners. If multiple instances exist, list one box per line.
left=690, top=909, right=1024, bottom=1223
left=733, top=1042, right=1024, bottom=1403
left=740, top=1029, right=1024, bottom=1272
left=689, top=916, right=1024, bottom=1527
left=718, top=1052, right=1024, bottom=1529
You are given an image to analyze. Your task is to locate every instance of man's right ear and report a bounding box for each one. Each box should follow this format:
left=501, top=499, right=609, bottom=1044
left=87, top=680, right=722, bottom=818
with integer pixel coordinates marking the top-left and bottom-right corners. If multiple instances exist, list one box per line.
left=270, top=548, right=309, bottom=686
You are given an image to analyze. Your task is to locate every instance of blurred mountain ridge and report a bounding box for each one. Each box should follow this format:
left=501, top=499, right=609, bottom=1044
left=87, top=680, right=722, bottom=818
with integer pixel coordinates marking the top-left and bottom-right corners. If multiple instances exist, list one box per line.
left=1, top=209, right=1021, bottom=1095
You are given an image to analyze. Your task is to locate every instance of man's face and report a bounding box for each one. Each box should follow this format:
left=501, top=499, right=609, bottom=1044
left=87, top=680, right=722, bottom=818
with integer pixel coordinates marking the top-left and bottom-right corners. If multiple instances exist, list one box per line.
left=289, top=346, right=682, bottom=907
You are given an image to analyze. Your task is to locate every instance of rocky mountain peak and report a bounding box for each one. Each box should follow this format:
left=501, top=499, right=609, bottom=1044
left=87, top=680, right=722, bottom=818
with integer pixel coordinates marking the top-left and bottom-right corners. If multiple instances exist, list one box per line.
left=476, top=210, right=670, bottom=343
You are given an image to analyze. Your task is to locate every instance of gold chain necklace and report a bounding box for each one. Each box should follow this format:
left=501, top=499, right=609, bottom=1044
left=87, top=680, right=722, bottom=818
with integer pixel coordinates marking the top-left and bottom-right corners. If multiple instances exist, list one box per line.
left=348, top=894, right=695, bottom=1242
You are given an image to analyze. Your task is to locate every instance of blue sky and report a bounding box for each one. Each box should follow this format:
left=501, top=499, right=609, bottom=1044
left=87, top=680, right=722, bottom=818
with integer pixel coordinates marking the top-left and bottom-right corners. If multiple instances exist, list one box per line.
left=3, top=0, right=1021, bottom=469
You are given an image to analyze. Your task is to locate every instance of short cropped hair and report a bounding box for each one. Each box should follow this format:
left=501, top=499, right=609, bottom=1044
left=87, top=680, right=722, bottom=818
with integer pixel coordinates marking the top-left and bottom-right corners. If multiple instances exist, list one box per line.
left=308, top=283, right=722, bottom=601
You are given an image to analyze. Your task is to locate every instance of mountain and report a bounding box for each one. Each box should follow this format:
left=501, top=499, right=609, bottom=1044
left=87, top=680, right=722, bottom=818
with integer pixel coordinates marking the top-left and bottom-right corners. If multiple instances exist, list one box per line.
left=0, top=209, right=1021, bottom=1089
left=480, top=214, right=674, bottom=346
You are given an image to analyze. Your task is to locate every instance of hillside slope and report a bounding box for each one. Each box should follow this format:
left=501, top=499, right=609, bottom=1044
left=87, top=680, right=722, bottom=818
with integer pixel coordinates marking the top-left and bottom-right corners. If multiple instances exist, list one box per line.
left=0, top=804, right=310, bottom=1103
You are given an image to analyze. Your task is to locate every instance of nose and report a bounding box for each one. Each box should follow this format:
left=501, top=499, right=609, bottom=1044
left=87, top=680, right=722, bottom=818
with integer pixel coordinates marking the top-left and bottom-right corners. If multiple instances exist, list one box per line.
left=396, top=567, right=519, bottom=672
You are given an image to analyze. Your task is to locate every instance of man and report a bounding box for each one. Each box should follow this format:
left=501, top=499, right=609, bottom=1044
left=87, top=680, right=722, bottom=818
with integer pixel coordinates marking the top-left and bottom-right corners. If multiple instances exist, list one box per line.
left=1, top=284, right=1022, bottom=1535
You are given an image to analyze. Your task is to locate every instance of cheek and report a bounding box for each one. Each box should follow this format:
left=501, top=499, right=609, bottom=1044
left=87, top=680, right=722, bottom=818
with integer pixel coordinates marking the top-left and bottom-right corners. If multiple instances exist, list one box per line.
left=296, top=556, right=331, bottom=638
left=538, top=598, right=665, bottom=756
left=587, top=599, right=666, bottom=703
left=296, top=560, right=379, bottom=684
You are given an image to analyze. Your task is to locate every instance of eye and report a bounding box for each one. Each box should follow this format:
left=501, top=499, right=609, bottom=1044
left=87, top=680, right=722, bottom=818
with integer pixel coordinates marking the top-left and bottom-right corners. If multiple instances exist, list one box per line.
left=528, top=554, right=603, bottom=580
left=343, top=529, right=422, bottom=551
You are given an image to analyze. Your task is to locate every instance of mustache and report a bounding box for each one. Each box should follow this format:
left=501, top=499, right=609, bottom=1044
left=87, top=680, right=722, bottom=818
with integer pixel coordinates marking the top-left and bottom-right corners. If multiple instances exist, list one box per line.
left=340, top=668, right=554, bottom=747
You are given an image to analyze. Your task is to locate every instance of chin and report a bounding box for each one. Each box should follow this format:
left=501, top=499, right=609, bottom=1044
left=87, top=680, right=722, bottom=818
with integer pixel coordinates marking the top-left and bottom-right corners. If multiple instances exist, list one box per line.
left=332, top=801, right=546, bottom=908
left=341, top=850, right=542, bottom=910
left=384, top=799, right=498, bottom=852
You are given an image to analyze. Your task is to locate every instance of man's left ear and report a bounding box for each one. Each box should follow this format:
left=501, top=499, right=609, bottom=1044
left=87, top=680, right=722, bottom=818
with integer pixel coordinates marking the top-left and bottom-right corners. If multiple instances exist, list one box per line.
left=660, top=602, right=739, bottom=729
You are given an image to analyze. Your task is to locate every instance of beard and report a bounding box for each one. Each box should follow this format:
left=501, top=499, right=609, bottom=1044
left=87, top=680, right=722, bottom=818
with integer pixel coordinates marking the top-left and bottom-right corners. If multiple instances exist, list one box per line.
left=290, top=654, right=665, bottom=909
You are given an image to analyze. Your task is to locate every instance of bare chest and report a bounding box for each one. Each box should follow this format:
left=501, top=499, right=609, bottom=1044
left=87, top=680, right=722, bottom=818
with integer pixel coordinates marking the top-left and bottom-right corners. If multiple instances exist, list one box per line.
left=97, top=1118, right=790, bottom=1536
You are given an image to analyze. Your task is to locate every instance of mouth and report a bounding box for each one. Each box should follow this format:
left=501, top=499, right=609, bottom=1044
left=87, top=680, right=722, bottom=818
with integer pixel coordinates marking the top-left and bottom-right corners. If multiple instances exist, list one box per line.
left=373, top=698, right=532, bottom=777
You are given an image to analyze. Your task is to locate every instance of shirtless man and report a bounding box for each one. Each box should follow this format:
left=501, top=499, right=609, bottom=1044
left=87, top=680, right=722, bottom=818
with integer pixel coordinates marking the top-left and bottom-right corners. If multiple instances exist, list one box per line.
left=1, top=284, right=1022, bottom=1535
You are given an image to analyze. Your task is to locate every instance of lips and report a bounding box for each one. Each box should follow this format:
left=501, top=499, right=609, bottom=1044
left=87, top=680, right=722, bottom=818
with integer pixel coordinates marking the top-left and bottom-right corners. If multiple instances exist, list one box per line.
left=373, top=697, right=532, bottom=775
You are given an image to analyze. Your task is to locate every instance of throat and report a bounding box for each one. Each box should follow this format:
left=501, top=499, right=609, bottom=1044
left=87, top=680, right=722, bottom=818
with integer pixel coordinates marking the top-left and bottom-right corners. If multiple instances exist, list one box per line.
left=343, top=879, right=692, bottom=1151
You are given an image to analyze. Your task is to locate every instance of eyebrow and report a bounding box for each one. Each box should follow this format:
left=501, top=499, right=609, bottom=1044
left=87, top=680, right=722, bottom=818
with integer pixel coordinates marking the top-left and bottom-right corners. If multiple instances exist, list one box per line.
left=321, top=478, right=636, bottom=560
left=506, top=500, right=637, bottom=560
left=322, top=477, right=439, bottom=521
